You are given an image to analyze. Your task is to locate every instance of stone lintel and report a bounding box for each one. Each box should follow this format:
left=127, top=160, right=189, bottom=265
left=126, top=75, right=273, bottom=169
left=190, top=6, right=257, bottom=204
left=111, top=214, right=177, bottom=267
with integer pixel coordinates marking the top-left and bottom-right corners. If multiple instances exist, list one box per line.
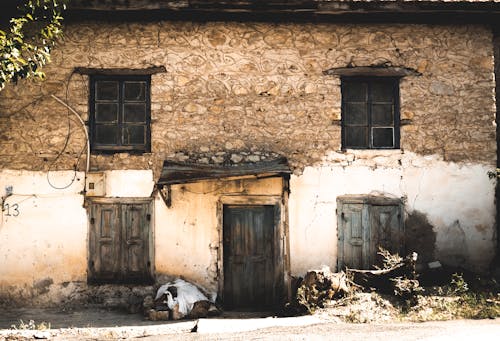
left=323, top=66, right=421, bottom=77
left=74, top=66, right=167, bottom=76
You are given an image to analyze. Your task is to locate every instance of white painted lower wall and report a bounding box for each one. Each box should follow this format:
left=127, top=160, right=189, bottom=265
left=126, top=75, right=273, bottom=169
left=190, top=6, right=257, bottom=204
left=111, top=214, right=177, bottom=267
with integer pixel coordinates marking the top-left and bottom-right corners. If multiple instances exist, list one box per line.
left=289, top=151, right=496, bottom=274
left=0, top=170, right=88, bottom=288
left=0, top=152, right=496, bottom=303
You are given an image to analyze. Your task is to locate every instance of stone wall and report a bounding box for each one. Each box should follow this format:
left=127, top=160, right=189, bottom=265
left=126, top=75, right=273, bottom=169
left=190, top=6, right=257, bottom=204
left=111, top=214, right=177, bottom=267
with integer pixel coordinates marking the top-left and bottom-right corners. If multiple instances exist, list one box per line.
left=0, top=22, right=496, bottom=178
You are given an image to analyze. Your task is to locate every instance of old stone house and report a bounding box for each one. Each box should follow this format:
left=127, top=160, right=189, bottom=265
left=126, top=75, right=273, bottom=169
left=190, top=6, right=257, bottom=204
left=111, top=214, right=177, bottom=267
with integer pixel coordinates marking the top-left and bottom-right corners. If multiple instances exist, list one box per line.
left=0, top=0, right=499, bottom=309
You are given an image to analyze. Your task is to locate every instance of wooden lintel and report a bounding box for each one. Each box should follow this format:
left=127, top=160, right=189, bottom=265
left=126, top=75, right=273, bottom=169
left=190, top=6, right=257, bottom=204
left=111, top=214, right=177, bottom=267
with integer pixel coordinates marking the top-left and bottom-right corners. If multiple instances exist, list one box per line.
left=323, top=66, right=421, bottom=77
left=74, top=66, right=167, bottom=75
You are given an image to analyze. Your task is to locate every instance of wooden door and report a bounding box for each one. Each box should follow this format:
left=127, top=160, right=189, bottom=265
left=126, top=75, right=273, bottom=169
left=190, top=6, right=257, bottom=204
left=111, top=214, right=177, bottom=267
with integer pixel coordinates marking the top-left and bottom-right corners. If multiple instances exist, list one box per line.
left=223, top=205, right=278, bottom=310
left=88, top=201, right=153, bottom=284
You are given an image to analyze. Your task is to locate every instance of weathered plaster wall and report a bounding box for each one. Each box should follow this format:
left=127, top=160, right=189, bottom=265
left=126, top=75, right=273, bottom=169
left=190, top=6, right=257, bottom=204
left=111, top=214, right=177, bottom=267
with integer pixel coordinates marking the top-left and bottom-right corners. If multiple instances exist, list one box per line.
left=289, top=151, right=496, bottom=274
left=0, top=171, right=87, bottom=296
left=155, top=177, right=283, bottom=294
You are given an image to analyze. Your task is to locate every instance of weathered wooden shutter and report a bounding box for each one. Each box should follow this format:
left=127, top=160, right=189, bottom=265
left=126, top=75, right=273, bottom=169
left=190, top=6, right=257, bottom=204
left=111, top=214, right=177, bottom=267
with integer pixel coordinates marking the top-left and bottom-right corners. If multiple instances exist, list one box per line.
left=122, top=203, right=152, bottom=282
left=337, top=203, right=371, bottom=269
left=88, top=200, right=153, bottom=284
left=89, top=203, right=120, bottom=283
left=337, top=197, right=404, bottom=270
left=370, top=204, right=404, bottom=265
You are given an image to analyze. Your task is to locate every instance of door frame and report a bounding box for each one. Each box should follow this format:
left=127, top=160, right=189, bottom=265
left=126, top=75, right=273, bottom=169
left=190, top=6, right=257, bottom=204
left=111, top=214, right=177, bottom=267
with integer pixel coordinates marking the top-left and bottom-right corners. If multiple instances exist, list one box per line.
left=86, top=197, right=155, bottom=284
left=217, top=194, right=290, bottom=309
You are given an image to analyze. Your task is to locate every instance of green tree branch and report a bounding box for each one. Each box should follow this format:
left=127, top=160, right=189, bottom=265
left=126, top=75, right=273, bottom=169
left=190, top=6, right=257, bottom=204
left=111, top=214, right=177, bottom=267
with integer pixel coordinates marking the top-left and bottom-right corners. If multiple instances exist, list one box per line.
left=0, top=0, right=66, bottom=91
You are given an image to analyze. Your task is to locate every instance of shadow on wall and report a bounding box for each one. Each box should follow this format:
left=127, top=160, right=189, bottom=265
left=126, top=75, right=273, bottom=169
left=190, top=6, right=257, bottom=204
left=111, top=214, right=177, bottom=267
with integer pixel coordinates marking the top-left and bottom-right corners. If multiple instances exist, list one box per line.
left=405, top=211, right=436, bottom=265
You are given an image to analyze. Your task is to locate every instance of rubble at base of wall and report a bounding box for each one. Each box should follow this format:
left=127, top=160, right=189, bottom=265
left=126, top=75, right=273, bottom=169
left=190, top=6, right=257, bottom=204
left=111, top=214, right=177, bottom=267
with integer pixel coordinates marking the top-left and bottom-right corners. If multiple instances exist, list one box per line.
left=0, top=276, right=221, bottom=315
left=0, top=282, right=153, bottom=312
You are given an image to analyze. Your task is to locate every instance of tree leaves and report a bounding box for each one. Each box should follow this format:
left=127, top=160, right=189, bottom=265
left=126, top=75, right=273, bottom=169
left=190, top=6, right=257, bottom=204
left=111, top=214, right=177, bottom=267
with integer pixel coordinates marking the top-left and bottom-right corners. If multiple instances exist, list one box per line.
left=0, top=0, right=66, bottom=91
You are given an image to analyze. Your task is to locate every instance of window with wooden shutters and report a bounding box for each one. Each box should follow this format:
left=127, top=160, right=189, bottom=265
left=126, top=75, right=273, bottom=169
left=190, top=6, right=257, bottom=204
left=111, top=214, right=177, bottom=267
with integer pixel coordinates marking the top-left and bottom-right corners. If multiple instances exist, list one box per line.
left=88, top=199, right=153, bottom=284
left=341, top=77, right=400, bottom=149
left=337, top=196, right=404, bottom=270
left=90, top=75, right=151, bottom=153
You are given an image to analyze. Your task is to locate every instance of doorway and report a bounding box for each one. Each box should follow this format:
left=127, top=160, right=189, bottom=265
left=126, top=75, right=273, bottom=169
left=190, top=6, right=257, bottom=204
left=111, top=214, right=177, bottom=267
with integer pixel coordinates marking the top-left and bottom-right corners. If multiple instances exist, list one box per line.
left=222, top=204, right=281, bottom=310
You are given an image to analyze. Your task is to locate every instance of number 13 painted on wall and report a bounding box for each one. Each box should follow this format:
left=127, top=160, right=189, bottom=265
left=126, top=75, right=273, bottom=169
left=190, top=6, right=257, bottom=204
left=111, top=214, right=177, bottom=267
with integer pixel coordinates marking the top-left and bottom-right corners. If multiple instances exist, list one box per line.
left=3, top=203, right=19, bottom=217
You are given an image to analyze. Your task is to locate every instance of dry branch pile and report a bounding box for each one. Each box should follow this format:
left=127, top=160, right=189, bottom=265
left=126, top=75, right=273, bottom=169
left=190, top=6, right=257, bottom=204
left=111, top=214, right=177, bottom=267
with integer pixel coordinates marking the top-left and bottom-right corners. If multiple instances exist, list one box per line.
left=286, top=250, right=421, bottom=315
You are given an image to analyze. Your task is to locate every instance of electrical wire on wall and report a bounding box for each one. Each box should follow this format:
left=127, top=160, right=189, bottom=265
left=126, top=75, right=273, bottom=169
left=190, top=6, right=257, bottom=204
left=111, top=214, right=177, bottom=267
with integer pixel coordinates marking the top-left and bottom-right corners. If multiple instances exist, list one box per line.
left=46, top=70, right=90, bottom=189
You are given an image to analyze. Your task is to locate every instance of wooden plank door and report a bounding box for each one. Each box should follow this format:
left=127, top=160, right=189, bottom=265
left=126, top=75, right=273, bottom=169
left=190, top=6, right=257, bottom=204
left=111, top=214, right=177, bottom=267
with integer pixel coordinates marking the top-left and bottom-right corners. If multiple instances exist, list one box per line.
left=88, top=201, right=153, bottom=284
left=223, top=205, right=278, bottom=310
left=338, top=203, right=371, bottom=269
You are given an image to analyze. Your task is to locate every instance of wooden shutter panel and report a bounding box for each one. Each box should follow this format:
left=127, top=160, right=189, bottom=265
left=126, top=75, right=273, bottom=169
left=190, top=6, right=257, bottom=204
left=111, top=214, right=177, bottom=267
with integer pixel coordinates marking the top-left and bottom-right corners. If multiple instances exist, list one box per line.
left=338, top=203, right=371, bottom=269
left=122, top=203, right=152, bottom=283
left=88, top=203, right=120, bottom=283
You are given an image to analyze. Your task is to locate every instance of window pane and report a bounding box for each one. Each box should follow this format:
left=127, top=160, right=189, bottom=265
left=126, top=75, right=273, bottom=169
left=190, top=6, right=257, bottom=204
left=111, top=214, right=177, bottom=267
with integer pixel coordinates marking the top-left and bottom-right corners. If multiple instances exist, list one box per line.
left=345, top=103, right=367, bottom=125
left=371, top=82, right=394, bottom=102
left=122, top=125, right=145, bottom=145
left=343, top=82, right=367, bottom=101
left=372, top=127, right=394, bottom=148
left=95, top=103, right=118, bottom=123
left=124, top=82, right=146, bottom=101
left=372, top=104, right=394, bottom=126
left=345, top=126, right=368, bottom=148
left=123, top=103, right=146, bottom=123
left=95, top=125, right=118, bottom=145
left=96, top=81, right=119, bottom=100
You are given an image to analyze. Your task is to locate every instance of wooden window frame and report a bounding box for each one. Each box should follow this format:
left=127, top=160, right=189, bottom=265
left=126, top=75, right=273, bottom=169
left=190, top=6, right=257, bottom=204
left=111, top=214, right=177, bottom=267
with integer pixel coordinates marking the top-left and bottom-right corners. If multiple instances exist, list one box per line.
left=89, top=75, right=151, bottom=154
left=341, top=77, right=401, bottom=150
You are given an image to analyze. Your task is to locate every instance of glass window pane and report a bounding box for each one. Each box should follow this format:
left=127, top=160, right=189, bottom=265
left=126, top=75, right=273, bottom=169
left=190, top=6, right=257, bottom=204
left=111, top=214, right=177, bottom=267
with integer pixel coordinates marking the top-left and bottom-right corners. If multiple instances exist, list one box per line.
left=124, top=82, right=146, bottom=101
left=371, top=82, right=394, bottom=102
left=123, top=103, right=146, bottom=123
left=96, top=81, right=119, bottom=100
left=372, top=104, right=394, bottom=126
left=95, top=103, right=118, bottom=123
left=345, top=103, right=367, bottom=125
left=343, top=82, right=367, bottom=102
left=122, top=125, right=145, bottom=145
left=372, top=127, right=394, bottom=148
left=95, top=125, right=118, bottom=145
left=345, top=126, right=368, bottom=148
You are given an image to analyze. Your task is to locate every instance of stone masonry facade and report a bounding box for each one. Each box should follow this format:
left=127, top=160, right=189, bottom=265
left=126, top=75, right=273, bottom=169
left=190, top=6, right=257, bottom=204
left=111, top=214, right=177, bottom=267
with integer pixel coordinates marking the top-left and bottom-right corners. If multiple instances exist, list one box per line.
left=0, top=22, right=496, bottom=178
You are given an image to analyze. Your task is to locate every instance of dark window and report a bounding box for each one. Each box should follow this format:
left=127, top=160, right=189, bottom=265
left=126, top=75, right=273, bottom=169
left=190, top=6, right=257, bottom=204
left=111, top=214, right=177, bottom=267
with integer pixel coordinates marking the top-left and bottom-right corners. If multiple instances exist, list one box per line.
left=341, top=78, right=400, bottom=149
left=90, top=75, right=151, bottom=153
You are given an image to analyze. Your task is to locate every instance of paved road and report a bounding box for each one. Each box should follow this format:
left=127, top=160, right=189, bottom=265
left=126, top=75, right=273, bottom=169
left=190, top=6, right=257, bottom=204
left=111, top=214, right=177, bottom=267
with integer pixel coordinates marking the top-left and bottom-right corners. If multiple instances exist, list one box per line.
left=152, top=318, right=500, bottom=341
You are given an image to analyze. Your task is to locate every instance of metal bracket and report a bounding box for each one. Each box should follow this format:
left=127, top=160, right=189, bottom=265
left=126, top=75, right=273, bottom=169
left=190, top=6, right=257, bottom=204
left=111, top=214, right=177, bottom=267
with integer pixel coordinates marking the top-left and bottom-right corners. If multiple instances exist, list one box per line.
left=158, top=184, right=172, bottom=208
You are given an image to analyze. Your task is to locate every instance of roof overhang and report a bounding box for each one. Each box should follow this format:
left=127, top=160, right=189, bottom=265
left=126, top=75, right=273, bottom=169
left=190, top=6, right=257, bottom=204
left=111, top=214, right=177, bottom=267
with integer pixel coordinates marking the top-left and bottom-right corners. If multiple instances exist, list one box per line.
left=2, top=1, right=500, bottom=25
left=157, top=157, right=291, bottom=186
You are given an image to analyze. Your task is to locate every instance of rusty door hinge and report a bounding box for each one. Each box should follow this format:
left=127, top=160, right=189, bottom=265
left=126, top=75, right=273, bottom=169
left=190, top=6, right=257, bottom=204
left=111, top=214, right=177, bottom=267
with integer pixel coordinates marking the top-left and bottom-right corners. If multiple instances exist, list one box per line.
left=90, top=217, right=95, bottom=224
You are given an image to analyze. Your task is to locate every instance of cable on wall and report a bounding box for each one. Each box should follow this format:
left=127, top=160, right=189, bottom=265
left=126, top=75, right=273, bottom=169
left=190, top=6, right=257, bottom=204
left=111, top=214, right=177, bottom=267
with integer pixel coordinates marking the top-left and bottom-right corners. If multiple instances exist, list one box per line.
left=51, top=94, right=90, bottom=174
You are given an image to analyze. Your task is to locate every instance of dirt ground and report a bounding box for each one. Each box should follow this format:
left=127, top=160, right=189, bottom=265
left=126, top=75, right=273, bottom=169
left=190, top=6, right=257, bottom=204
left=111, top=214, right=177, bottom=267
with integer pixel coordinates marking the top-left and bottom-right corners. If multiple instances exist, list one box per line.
left=0, top=307, right=499, bottom=341
left=1, top=270, right=498, bottom=340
